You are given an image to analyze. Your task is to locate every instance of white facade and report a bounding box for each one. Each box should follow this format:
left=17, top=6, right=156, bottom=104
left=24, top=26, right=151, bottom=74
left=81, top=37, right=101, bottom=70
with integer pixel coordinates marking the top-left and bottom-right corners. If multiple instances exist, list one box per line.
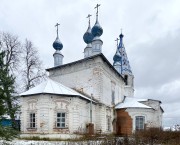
left=20, top=54, right=163, bottom=138
left=128, top=107, right=163, bottom=132
left=21, top=94, right=97, bottom=135
left=48, top=55, right=128, bottom=106
left=19, top=4, right=163, bottom=137
left=115, top=97, right=163, bottom=134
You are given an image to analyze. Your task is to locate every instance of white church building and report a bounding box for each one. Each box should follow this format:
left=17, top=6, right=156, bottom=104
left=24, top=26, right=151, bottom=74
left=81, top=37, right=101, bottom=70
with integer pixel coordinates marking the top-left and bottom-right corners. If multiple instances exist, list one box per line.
left=20, top=5, right=163, bottom=138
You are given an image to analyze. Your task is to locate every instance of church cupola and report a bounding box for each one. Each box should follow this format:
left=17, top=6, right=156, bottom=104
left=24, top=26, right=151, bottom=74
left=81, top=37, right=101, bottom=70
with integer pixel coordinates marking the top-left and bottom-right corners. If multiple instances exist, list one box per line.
left=83, top=14, right=94, bottom=58
left=91, top=4, right=103, bottom=55
left=53, top=23, right=64, bottom=67
left=113, top=38, right=122, bottom=73
left=119, top=33, right=124, bottom=48
left=118, top=32, right=132, bottom=76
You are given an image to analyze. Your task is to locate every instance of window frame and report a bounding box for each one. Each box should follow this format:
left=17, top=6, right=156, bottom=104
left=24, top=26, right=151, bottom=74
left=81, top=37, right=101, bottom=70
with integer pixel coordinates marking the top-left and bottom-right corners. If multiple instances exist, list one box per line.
left=135, top=116, right=145, bottom=130
left=56, top=112, right=66, bottom=128
left=29, top=113, right=36, bottom=128
left=107, top=116, right=111, bottom=131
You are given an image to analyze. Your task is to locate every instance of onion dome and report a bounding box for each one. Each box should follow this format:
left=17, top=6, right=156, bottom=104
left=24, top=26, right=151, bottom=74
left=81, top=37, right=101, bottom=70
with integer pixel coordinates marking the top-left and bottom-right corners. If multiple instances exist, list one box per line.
left=83, top=25, right=94, bottom=44
left=118, top=33, right=124, bottom=48
left=113, top=50, right=121, bottom=62
left=92, top=4, right=103, bottom=37
left=91, top=20, right=103, bottom=37
left=53, top=36, right=63, bottom=50
left=120, top=33, right=124, bottom=38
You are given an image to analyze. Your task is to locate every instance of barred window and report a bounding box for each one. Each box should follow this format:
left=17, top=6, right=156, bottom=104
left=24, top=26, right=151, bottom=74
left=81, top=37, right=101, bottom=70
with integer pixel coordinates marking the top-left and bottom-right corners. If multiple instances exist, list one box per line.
left=30, top=113, right=36, bottom=128
left=57, top=113, right=66, bottom=128
left=135, top=116, right=145, bottom=130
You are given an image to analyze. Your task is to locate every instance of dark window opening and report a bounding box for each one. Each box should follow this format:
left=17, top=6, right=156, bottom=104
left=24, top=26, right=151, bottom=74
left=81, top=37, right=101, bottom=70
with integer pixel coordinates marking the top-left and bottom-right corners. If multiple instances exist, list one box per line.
left=57, top=113, right=66, bottom=128
left=107, top=117, right=111, bottom=131
left=112, top=91, right=115, bottom=105
left=30, top=113, right=36, bottom=128
left=124, top=75, right=128, bottom=85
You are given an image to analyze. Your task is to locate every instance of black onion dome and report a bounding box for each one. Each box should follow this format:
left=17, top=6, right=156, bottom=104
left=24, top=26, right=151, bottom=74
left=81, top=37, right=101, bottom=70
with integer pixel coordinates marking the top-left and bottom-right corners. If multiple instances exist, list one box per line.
left=53, top=36, right=63, bottom=50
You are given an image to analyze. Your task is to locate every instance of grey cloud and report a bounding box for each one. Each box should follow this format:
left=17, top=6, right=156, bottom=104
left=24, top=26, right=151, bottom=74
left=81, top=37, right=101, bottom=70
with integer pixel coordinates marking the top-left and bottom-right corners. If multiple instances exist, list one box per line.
left=131, top=29, right=180, bottom=88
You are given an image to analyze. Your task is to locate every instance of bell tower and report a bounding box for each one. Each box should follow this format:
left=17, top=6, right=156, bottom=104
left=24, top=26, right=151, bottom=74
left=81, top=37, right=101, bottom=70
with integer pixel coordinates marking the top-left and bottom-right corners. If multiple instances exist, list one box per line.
left=113, top=32, right=134, bottom=97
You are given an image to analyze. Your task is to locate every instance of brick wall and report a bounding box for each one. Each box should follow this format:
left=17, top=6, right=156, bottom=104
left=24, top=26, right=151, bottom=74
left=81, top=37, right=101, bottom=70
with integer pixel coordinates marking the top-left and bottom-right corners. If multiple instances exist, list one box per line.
left=116, top=109, right=132, bottom=135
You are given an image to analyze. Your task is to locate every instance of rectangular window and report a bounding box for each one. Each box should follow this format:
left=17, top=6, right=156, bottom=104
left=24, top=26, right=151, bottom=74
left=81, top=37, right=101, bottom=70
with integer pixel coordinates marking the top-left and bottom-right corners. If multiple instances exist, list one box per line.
left=124, top=75, right=128, bottom=85
left=30, top=113, right=36, bottom=128
left=135, top=116, right=145, bottom=130
left=112, top=91, right=115, bottom=105
left=107, top=116, right=111, bottom=131
left=57, top=113, right=66, bottom=128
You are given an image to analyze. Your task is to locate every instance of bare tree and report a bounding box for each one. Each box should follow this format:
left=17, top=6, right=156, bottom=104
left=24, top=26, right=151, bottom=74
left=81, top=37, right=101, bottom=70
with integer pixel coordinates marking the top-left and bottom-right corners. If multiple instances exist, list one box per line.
left=0, top=32, right=21, bottom=72
left=21, top=39, right=46, bottom=91
left=0, top=32, right=46, bottom=91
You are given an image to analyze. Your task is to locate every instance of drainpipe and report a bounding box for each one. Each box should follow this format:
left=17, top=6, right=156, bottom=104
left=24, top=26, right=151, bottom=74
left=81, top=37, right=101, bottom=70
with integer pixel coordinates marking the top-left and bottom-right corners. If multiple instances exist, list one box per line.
left=90, top=94, right=93, bottom=123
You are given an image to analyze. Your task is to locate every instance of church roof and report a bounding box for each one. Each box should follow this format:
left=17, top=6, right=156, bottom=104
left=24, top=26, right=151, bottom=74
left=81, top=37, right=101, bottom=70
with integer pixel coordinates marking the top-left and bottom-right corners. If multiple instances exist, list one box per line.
left=20, top=78, right=94, bottom=101
left=138, top=98, right=162, bottom=103
left=115, top=96, right=152, bottom=109
left=46, top=53, right=125, bottom=81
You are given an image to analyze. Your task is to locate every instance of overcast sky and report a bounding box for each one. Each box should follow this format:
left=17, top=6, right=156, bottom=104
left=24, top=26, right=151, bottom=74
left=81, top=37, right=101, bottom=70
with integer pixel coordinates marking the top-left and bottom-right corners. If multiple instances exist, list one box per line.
left=0, top=0, right=180, bottom=127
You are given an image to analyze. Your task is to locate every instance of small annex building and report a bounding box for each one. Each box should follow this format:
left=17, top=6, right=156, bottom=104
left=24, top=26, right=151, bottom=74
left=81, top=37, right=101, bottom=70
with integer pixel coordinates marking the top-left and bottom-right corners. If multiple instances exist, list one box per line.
left=20, top=5, right=163, bottom=138
left=115, top=97, right=163, bottom=135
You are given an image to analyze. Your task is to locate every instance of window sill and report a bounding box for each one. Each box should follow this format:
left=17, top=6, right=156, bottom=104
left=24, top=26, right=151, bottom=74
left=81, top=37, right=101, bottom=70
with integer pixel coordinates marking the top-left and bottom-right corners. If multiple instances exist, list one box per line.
left=53, top=127, right=68, bottom=129
left=27, top=128, right=37, bottom=131
left=53, top=127, right=69, bottom=133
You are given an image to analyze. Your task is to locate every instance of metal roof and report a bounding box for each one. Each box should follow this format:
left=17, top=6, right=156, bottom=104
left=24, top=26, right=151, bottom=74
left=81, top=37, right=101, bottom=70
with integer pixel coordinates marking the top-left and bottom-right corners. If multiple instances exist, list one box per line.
left=20, top=78, right=94, bottom=102
left=115, top=96, right=152, bottom=109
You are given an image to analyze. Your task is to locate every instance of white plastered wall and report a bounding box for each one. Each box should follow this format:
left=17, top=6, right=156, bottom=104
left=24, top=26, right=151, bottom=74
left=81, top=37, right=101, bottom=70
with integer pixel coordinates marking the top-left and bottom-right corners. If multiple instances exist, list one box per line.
left=126, top=107, right=163, bottom=133
left=20, top=94, right=97, bottom=135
